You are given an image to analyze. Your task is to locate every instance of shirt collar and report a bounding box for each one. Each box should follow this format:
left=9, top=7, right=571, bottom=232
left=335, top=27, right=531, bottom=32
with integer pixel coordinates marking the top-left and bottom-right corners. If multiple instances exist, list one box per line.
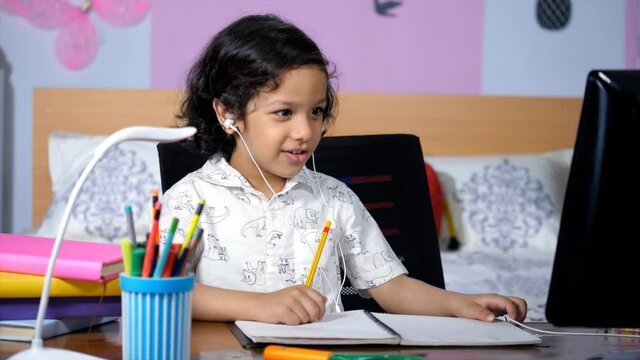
left=199, top=153, right=316, bottom=194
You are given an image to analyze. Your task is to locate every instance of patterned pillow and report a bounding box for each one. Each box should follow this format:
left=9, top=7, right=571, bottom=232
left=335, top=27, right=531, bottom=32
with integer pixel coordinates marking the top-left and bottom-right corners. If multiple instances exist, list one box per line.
left=35, top=132, right=161, bottom=243
left=425, top=149, right=572, bottom=253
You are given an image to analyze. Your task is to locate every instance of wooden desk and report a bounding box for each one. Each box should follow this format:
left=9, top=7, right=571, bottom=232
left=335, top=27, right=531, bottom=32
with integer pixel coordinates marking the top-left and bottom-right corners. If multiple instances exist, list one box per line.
left=1, top=320, right=639, bottom=360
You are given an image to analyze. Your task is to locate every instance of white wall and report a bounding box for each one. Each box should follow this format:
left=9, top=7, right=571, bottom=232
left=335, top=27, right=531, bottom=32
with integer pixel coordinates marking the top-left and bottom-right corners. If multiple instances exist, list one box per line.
left=0, top=12, right=151, bottom=233
left=483, top=0, right=625, bottom=96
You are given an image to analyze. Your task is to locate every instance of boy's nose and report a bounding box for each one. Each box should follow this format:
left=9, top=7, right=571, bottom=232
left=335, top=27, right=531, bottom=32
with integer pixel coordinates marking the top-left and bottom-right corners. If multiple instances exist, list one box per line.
left=290, top=116, right=315, bottom=140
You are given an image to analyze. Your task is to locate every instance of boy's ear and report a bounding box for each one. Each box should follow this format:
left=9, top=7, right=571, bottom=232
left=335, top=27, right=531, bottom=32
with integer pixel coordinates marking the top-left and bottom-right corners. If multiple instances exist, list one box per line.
left=212, top=100, right=235, bottom=133
left=212, top=100, right=226, bottom=124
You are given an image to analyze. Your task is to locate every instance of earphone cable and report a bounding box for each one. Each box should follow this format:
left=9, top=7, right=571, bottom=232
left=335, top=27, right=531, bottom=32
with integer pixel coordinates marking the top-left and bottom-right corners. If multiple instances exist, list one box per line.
left=311, top=153, right=346, bottom=312
left=232, top=127, right=283, bottom=211
left=504, top=316, right=640, bottom=339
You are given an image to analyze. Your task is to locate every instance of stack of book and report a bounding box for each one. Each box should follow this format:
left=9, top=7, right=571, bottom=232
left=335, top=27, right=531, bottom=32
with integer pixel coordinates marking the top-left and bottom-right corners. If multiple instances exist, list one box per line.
left=0, top=233, right=124, bottom=341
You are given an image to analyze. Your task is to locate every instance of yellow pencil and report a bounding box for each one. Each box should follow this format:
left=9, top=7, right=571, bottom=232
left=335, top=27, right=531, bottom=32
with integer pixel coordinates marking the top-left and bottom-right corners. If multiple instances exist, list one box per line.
left=178, top=199, right=205, bottom=259
left=305, top=220, right=332, bottom=288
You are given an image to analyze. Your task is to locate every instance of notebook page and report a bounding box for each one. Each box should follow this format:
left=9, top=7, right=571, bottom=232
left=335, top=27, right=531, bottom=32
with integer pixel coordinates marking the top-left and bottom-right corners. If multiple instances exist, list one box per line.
left=373, top=313, right=541, bottom=346
left=234, top=310, right=399, bottom=345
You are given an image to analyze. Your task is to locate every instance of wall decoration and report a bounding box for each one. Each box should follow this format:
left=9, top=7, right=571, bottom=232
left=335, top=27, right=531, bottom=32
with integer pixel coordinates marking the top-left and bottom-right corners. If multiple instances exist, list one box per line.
left=374, top=0, right=403, bottom=17
left=0, top=0, right=149, bottom=70
left=536, top=0, right=571, bottom=30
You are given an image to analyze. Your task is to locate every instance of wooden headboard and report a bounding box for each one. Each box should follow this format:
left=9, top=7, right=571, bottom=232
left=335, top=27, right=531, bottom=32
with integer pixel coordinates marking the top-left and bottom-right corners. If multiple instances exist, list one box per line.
left=33, top=88, right=582, bottom=227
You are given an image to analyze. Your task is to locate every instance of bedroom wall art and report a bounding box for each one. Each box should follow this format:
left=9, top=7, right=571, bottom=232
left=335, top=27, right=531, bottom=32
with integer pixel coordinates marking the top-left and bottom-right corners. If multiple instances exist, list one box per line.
left=0, top=0, right=149, bottom=70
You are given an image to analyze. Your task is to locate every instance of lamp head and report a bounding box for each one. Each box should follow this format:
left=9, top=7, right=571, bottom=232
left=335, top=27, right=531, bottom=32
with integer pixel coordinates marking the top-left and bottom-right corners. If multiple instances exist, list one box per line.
left=94, top=126, right=196, bottom=157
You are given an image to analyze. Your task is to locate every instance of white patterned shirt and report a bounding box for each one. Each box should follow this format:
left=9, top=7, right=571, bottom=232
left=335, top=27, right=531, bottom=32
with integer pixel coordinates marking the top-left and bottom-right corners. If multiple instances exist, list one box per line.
left=158, top=154, right=407, bottom=312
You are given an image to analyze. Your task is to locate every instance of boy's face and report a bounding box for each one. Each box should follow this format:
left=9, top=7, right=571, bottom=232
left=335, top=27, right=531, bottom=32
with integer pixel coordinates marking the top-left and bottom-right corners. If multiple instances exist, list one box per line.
left=229, top=65, right=327, bottom=194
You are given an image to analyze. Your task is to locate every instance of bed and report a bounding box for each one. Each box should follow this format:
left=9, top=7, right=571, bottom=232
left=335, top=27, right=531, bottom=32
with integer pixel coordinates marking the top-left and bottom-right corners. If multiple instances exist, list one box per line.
left=32, top=88, right=582, bottom=321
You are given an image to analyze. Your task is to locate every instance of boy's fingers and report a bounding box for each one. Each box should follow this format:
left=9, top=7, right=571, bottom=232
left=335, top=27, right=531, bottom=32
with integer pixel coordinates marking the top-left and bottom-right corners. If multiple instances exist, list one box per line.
left=507, top=296, right=527, bottom=321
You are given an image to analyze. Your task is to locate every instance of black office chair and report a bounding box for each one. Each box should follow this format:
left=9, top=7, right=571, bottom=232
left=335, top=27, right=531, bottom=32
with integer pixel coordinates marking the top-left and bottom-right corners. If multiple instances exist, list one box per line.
left=157, top=134, right=445, bottom=312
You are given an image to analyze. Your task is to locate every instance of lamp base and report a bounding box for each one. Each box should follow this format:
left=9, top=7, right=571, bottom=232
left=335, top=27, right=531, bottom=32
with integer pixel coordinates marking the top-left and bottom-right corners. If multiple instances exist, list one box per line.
left=9, top=347, right=105, bottom=360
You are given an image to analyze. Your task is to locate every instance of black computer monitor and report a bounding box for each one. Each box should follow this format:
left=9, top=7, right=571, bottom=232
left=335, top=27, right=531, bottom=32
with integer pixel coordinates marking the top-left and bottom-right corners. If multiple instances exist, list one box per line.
left=546, top=70, right=640, bottom=328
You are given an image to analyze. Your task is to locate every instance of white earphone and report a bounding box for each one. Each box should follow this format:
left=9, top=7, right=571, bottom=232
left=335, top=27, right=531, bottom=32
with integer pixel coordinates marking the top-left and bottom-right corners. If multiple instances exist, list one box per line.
left=223, top=116, right=237, bottom=131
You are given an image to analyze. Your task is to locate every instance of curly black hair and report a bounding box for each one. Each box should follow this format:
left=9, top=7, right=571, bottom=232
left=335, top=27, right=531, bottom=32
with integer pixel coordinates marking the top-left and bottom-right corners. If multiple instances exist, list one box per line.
left=178, top=14, right=337, bottom=160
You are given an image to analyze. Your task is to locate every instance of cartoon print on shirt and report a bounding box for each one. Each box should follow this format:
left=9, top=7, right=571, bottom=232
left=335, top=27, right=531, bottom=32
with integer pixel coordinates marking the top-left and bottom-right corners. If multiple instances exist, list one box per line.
left=297, top=170, right=313, bottom=185
left=298, top=267, right=309, bottom=285
left=166, top=190, right=196, bottom=214
left=345, top=232, right=368, bottom=255
left=364, top=250, right=394, bottom=287
left=241, top=217, right=266, bottom=238
left=266, top=230, right=283, bottom=247
left=328, top=226, right=345, bottom=257
left=202, top=233, right=229, bottom=262
left=277, top=258, right=296, bottom=283
left=300, top=226, right=337, bottom=257
left=327, top=185, right=354, bottom=204
left=201, top=168, right=231, bottom=181
left=241, top=261, right=266, bottom=286
left=357, top=201, right=372, bottom=222
left=231, top=189, right=251, bottom=204
left=234, top=172, right=253, bottom=188
left=299, top=266, right=324, bottom=291
left=334, top=262, right=343, bottom=283
left=374, top=250, right=394, bottom=267
left=276, top=191, right=294, bottom=206
left=292, top=207, right=319, bottom=229
left=199, top=205, right=230, bottom=225
left=300, top=228, right=320, bottom=246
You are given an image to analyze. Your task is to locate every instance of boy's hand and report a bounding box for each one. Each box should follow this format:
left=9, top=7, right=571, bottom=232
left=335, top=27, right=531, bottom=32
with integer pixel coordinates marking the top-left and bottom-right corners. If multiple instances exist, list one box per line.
left=455, top=293, right=528, bottom=322
left=254, top=285, right=327, bottom=325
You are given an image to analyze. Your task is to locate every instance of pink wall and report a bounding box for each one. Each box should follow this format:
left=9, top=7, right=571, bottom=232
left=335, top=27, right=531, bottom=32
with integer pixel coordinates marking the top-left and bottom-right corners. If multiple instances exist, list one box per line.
left=151, top=0, right=484, bottom=94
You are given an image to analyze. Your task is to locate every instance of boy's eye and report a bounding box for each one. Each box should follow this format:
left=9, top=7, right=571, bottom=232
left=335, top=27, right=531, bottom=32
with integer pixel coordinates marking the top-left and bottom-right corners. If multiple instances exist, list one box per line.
left=310, top=107, right=324, bottom=117
left=275, top=109, right=292, bottom=117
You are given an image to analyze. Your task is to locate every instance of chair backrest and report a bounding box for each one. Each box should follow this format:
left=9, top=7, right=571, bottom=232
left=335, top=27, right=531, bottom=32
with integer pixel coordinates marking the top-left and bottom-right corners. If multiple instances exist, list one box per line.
left=157, top=134, right=445, bottom=312
left=157, top=142, right=208, bottom=194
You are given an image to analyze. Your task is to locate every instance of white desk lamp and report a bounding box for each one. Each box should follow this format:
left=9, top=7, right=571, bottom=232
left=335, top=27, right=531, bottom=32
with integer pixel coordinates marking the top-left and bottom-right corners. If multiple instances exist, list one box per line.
left=10, top=126, right=197, bottom=360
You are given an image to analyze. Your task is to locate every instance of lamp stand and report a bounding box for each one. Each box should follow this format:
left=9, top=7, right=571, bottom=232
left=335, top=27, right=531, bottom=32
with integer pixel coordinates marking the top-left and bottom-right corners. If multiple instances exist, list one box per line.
left=9, top=126, right=196, bottom=360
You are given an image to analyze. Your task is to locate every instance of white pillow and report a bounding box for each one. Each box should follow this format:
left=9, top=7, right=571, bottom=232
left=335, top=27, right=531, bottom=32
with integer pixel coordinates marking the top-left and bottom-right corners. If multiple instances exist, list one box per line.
left=35, top=132, right=162, bottom=243
left=425, top=149, right=573, bottom=253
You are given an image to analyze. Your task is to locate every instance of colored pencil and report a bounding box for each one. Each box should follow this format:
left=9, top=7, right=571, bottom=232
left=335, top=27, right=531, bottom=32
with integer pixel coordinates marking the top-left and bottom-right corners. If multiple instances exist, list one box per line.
left=153, top=217, right=179, bottom=278
left=178, top=199, right=205, bottom=259
left=141, top=201, right=162, bottom=278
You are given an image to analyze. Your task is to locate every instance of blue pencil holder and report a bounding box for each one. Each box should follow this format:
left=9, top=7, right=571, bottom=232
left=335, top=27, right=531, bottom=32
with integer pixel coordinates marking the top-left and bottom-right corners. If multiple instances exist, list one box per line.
left=120, top=273, right=194, bottom=360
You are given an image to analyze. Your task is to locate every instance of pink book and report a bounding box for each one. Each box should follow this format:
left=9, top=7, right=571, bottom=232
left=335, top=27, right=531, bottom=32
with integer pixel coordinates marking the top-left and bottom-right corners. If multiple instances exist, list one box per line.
left=0, top=233, right=123, bottom=282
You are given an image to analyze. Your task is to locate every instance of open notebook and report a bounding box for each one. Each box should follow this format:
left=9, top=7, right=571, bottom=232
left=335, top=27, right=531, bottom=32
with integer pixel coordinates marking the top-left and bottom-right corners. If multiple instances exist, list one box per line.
left=232, top=310, right=541, bottom=348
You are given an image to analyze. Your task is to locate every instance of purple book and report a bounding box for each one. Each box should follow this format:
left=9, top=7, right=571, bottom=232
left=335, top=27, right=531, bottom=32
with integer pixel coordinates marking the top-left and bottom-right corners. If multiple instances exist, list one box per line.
left=0, top=296, right=121, bottom=320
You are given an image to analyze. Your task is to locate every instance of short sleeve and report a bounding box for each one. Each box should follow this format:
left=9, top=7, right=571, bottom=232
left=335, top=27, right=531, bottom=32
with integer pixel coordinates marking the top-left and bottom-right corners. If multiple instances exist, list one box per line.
left=334, top=184, right=408, bottom=290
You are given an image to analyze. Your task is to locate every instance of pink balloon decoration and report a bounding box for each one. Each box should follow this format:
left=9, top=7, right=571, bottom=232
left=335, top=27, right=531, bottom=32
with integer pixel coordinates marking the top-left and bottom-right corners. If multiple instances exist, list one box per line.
left=0, top=0, right=149, bottom=70
left=0, top=0, right=29, bottom=16
left=55, top=14, right=98, bottom=70
left=24, top=0, right=78, bottom=29
left=93, top=0, right=149, bottom=27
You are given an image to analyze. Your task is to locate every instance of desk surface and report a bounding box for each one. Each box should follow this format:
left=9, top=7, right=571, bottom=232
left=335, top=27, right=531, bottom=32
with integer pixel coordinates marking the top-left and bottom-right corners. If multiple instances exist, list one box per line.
left=1, top=320, right=639, bottom=360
